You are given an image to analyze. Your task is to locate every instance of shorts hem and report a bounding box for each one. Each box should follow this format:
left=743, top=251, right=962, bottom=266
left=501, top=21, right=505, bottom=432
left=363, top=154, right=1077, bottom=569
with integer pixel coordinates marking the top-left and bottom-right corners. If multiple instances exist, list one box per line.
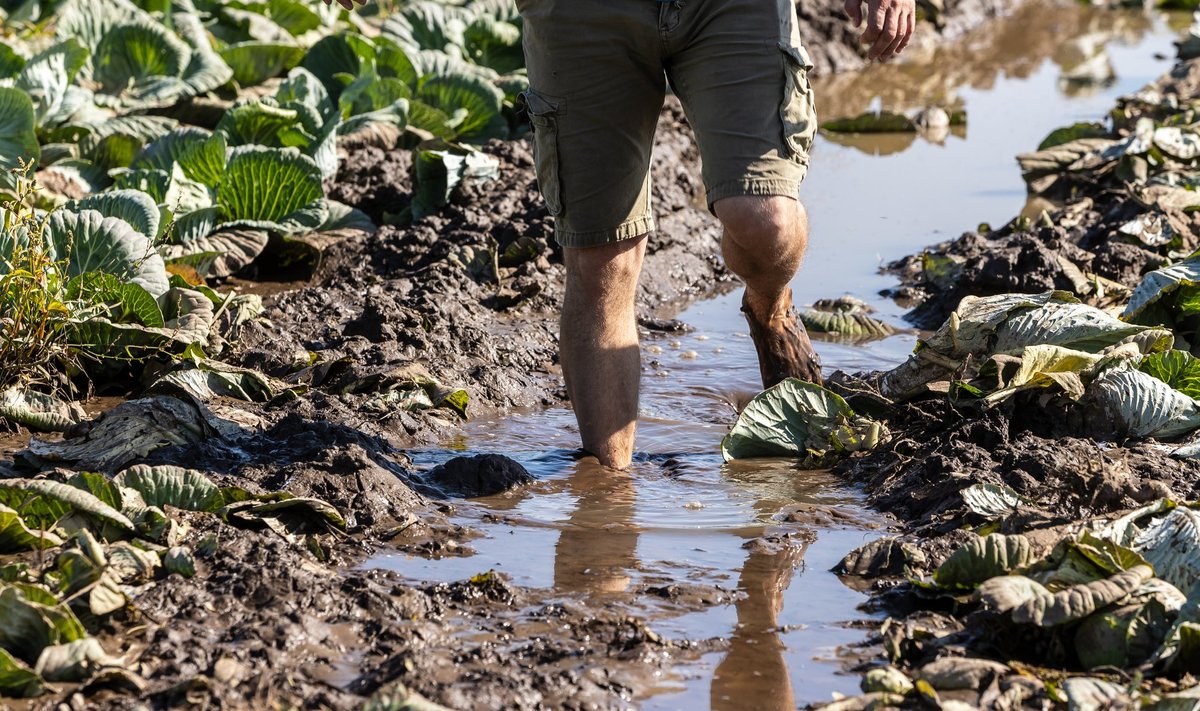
left=555, top=216, right=656, bottom=249
left=705, top=177, right=806, bottom=214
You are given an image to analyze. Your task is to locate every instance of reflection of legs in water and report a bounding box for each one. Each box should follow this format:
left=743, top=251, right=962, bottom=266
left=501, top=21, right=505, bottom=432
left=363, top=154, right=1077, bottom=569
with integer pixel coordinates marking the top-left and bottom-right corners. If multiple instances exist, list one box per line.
left=710, top=538, right=807, bottom=711
left=553, top=462, right=640, bottom=594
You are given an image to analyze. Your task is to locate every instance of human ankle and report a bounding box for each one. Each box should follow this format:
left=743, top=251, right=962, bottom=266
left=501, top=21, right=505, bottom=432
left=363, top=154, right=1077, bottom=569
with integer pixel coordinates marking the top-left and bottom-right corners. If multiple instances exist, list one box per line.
left=743, top=287, right=792, bottom=322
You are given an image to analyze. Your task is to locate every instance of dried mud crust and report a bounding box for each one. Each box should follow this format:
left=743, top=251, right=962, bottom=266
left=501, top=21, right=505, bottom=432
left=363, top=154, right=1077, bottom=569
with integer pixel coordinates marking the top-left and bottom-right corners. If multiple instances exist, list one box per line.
left=233, top=100, right=733, bottom=441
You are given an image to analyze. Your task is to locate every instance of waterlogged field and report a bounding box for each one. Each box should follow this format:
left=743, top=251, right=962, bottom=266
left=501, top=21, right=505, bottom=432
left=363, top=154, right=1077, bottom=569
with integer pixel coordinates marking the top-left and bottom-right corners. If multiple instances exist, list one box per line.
left=5, top=0, right=1200, bottom=708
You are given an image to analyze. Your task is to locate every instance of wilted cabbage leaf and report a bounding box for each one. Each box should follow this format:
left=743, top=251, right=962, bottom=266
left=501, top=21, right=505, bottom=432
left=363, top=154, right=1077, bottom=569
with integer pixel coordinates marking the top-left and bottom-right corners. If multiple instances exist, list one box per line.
left=1090, top=363, right=1200, bottom=439
left=933, top=533, right=1037, bottom=590
left=960, top=483, right=1031, bottom=518
left=1075, top=598, right=1174, bottom=669
left=0, top=387, right=86, bottom=433
left=0, top=647, right=44, bottom=698
left=0, top=584, right=87, bottom=663
left=0, top=504, right=64, bottom=554
left=1011, top=564, right=1153, bottom=627
left=1133, top=506, right=1200, bottom=594
left=981, top=344, right=1104, bottom=403
left=721, top=379, right=882, bottom=463
left=114, top=465, right=224, bottom=513
left=0, top=479, right=134, bottom=533
left=881, top=291, right=1163, bottom=403
left=34, top=638, right=117, bottom=683
left=800, top=297, right=897, bottom=342
left=1124, top=255, right=1200, bottom=323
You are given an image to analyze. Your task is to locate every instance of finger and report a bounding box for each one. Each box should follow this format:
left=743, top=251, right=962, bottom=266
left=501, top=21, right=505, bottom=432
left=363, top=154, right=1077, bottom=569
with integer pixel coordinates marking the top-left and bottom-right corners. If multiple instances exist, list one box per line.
left=868, top=6, right=898, bottom=60
left=896, top=10, right=915, bottom=53
left=859, top=0, right=890, bottom=52
left=844, top=0, right=863, bottom=27
left=880, top=11, right=907, bottom=59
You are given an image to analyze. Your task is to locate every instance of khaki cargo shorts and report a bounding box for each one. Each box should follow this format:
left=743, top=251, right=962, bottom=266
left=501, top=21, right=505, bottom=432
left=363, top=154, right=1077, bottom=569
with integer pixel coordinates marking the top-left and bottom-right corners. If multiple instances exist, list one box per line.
left=517, top=0, right=818, bottom=249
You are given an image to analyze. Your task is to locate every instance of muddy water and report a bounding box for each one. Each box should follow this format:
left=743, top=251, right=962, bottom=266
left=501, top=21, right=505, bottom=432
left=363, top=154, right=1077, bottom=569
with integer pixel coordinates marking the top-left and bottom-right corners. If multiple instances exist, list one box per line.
left=369, top=3, right=1185, bottom=707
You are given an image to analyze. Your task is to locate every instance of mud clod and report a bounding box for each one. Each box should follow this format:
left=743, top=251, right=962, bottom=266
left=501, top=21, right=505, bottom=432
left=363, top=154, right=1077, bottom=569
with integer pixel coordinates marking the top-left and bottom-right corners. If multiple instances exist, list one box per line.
left=427, top=454, right=536, bottom=498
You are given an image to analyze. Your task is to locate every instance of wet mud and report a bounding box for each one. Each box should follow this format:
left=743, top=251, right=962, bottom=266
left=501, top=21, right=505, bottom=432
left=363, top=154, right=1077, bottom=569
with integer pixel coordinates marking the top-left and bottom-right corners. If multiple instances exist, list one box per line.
left=834, top=396, right=1200, bottom=538
left=815, top=48, right=1200, bottom=710
left=2, top=99, right=742, bottom=711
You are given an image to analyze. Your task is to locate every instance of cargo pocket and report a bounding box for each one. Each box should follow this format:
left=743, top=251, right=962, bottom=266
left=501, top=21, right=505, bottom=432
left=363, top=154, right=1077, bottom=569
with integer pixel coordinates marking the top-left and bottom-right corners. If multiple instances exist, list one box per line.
left=519, top=89, right=563, bottom=216
left=778, top=42, right=818, bottom=163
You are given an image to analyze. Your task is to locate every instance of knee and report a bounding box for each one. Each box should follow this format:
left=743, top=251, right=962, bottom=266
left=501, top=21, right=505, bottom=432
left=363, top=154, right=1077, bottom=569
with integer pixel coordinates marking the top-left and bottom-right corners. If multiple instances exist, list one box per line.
left=564, top=235, right=647, bottom=292
left=715, top=196, right=807, bottom=251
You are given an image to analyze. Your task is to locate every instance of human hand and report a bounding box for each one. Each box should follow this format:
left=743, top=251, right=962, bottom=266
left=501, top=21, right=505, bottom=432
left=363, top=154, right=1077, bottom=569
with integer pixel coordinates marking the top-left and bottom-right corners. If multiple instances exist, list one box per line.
left=844, top=0, right=916, bottom=62
left=322, top=0, right=366, bottom=11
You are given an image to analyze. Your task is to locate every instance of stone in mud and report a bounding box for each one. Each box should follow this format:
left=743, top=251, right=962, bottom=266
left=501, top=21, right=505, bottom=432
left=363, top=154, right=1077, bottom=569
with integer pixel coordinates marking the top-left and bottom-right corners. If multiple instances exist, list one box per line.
left=427, top=454, right=535, bottom=497
left=835, top=537, right=928, bottom=578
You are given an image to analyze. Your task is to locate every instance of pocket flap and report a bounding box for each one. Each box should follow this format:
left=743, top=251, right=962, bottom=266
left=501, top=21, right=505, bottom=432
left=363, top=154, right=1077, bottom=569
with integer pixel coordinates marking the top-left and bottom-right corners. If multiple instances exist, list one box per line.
left=778, top=42, right=815, bottom=72
left=518, top=89, right=560, bottom=117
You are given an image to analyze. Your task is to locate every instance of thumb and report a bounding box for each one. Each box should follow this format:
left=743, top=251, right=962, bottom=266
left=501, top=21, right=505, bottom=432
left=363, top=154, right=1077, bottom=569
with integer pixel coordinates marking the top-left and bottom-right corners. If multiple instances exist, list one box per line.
left=844, top=0, right=863, bottom=27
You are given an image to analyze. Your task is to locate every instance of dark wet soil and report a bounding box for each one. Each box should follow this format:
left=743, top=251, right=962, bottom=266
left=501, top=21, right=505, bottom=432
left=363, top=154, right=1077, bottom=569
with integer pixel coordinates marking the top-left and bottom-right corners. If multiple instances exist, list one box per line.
left=816, top=53, right=1200, bottom=708
left=834, top=396, right=1200, bottom=539
left=7, top=100, right=740, bottom=711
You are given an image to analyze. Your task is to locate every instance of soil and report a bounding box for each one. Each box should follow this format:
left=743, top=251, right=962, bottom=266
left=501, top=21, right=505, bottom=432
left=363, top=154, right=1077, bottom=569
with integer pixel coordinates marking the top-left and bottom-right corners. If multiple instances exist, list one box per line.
left=74, top=514, right=714, bottom=711
left=6, top=3, right=1176, bottom=709
left=833, top=395, right=1200, bottom=539
left=813, top=55, right=1200, bottom=709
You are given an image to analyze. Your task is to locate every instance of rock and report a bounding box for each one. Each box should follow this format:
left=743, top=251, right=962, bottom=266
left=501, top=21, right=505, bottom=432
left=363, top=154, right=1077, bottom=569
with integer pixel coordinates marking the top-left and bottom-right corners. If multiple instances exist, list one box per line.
left=427, top=454, right=535, bottom=497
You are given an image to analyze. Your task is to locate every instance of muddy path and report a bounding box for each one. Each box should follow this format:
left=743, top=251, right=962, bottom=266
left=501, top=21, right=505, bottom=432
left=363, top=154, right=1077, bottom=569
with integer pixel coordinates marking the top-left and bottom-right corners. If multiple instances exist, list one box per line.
left=5, top=1, right=1194, bottom=709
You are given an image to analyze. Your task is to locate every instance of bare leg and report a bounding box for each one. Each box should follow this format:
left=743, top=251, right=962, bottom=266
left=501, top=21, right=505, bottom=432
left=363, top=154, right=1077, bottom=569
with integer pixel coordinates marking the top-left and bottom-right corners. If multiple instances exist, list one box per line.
left=561, top=236, right=648, bottom=469
left=715, top=195, right=822, bottom=387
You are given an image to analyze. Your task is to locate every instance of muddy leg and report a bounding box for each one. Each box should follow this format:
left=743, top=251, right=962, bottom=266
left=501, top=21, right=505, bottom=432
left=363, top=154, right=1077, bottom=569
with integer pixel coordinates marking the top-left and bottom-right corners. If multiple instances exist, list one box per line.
left=716, top=195, right=822, bottom=387
left=561, top=236, right=648, bottom=470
